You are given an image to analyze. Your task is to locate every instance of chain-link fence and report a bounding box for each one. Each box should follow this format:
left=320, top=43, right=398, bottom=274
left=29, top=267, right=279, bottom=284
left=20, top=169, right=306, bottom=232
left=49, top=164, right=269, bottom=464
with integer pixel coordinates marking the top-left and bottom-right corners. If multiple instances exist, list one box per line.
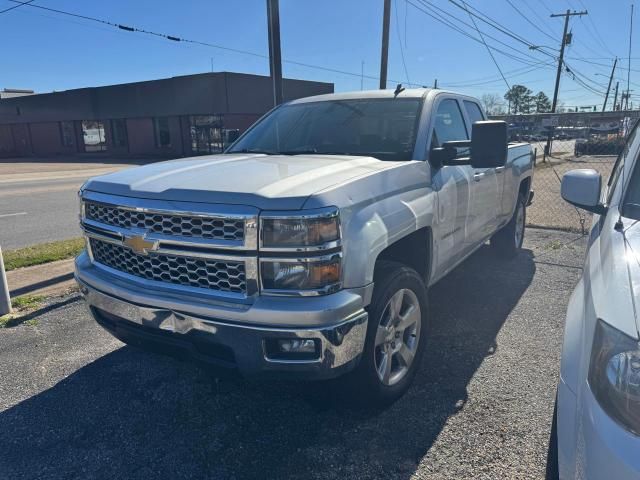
left=494, top=110, right=640, bottom=233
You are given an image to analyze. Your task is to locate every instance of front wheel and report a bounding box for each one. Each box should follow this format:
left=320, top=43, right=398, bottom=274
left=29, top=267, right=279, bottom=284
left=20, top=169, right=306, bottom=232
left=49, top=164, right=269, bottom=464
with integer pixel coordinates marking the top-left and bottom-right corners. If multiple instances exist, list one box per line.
left=346, top=261, right=429, bottom=406
left=490, top=194, right=526, bottom=259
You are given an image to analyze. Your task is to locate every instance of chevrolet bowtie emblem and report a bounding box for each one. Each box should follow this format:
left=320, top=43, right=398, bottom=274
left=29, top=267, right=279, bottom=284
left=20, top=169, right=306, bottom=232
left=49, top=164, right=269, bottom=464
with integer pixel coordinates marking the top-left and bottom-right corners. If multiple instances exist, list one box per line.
left=123, top=234, right=158, bottom=255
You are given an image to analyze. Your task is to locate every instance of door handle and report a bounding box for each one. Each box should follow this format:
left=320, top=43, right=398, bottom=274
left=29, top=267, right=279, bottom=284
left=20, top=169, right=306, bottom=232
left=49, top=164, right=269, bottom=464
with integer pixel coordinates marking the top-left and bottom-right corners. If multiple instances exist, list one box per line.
left=473, top=172, right=485, bottom=182
left=495, top=166, right=506, bottom=173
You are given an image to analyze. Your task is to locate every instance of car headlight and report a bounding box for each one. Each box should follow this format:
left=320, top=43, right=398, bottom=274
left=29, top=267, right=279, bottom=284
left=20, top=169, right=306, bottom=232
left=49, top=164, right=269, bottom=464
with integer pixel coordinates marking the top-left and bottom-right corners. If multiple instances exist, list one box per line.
left=260, top=208, right=340, bottom=249
left=588, top=319, right=640, bottom=435
left=259, top=208, right=341, bottom=295
left=260, top=254, right=341, bottom=294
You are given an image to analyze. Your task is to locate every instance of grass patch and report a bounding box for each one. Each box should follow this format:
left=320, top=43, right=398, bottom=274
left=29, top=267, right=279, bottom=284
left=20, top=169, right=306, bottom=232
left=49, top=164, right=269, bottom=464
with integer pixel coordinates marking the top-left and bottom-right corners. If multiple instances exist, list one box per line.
left=3, top=238, right=84, bottom=271
left=12, top=294, right=45, bottom=309
left=0, top=295, right=46, bottom=328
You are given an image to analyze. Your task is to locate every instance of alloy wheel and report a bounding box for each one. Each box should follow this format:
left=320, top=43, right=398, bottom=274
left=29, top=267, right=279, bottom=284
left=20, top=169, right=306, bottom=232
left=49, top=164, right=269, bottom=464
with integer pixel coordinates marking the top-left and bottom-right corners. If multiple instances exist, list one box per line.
left=374, top=288, right=421, bottom=386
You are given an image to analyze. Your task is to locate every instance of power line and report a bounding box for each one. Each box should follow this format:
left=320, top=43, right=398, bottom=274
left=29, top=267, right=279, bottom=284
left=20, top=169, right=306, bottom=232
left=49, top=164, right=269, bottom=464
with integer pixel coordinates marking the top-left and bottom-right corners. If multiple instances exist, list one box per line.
left=5, top=0, right=412, bottom=85
left=0, top=0, right=33, bottom=14
left=503, top=0, right=557, bottom=42
left=410, top=0, right=555, bottom=66
left=394, top=0, right=412, bottom=86
left=447, top=0, right=557, bottom=59
left=574, top=0, right=618, bottom=57
left=461, top=0, right=510, bottom=90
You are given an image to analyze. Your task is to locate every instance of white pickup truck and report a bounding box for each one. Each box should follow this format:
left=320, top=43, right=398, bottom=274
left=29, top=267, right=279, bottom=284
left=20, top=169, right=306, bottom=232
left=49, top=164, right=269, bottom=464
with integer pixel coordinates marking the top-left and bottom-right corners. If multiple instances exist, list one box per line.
left=75, top=88, right=534, bottom=404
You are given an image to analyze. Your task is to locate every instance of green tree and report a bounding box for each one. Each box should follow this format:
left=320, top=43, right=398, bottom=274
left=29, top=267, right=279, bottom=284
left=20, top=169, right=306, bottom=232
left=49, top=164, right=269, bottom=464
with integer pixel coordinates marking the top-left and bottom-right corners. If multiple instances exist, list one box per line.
left=534, top=92, right=551, bottom=113
left=504, top=85, right=533, bottom=114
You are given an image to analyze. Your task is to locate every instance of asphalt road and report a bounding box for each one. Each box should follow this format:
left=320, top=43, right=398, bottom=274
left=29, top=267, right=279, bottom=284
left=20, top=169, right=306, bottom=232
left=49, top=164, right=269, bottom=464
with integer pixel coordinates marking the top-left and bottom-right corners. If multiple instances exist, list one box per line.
left=0, top=160, right=138, bottom=250
left=0, top=228, right=587, bottom=479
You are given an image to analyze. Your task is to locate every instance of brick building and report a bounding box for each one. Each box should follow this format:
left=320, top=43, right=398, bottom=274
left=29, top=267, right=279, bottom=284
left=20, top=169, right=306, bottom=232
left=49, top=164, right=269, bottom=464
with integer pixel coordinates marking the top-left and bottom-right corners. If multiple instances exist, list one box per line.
left=0, top=72, right=333, bottom=158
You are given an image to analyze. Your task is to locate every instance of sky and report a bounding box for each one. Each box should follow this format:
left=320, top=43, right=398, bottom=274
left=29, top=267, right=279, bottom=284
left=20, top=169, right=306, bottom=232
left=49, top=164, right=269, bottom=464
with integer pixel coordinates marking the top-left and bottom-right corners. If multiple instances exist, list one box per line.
left=0, top=0, right=637, bottom=109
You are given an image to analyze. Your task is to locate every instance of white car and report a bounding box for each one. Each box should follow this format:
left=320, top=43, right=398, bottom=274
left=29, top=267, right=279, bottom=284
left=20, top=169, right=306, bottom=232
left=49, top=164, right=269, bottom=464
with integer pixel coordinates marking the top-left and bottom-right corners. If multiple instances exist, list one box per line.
left=551, top=121, right=640, bottom=478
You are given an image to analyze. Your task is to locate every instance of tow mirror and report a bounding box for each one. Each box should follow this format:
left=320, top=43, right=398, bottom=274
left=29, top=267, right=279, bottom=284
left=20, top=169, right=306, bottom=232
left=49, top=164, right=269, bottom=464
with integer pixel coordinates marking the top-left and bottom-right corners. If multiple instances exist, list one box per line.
left=561, top=169, right=606, bottom=215
left=430, top=121, right=508, bottom=169
left=470, top=121, right=507, bottom=169
left=430, top=144, right=458, bottom=168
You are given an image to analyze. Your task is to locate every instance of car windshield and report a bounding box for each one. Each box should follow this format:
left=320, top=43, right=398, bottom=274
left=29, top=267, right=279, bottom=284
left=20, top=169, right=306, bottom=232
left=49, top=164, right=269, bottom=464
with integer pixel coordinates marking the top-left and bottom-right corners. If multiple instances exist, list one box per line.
left=227, top=98, right=422, bottom=161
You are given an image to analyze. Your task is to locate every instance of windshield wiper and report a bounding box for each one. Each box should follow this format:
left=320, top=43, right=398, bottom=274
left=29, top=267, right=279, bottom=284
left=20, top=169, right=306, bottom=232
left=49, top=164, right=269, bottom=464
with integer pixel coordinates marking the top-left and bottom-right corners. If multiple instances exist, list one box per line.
left=230, top=148, right=276, bottom=155
left=277, top=149, right=319, bottom=155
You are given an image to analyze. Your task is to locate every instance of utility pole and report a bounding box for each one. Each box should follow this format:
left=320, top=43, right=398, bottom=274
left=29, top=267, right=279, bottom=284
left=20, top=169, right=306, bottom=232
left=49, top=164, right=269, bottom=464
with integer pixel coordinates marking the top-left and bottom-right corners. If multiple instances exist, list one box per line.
left=603, top=57, right=618, bottom=112
left=545, top=9, right=587, bottom=160
left=361, top=61, right=365, bottom=90
left=613, top=81, right=620, bottom=110
left=266, top=0, right=283, bottom=106
left=379, top=0, right=391, bottom=89
left=627, top=4, right=634, bottom=112
left=550, top=9, right=588, bottom=113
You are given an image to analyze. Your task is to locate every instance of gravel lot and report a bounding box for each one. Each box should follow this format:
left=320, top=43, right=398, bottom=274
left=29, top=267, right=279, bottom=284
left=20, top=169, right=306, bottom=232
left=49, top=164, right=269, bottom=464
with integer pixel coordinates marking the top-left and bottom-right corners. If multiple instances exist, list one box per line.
left=0, top=228, right=587, bottom=480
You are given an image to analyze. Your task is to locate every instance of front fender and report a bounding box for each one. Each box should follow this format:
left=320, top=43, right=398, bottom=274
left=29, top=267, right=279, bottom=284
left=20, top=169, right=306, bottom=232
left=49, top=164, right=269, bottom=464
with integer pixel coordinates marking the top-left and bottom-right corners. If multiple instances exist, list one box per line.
left=303, top=161, right=435, bottom=293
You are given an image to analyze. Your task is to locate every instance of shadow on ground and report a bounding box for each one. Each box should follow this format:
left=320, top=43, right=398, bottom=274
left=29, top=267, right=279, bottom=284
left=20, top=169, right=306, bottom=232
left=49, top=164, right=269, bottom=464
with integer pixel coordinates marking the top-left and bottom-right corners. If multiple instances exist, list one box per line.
left=0, top=246, right=535, bottom=480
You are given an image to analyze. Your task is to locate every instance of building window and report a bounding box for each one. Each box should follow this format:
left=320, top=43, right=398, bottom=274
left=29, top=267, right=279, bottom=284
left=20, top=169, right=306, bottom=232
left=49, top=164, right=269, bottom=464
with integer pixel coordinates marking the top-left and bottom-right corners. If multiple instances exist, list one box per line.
left=189, top=115, right=223, bottom=154
left=60, top=121, right=75, bottom=147
left=154, top=117, right=171, bottom=147
left=82, top=120, right=107, bottom=152
left=110, top=119, right=128, bottom=147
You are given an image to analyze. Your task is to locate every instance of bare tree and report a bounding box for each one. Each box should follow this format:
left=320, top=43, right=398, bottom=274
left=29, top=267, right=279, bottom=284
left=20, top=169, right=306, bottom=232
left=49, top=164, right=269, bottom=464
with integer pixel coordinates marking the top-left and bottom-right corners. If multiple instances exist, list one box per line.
left=480, top=93, right=505, bottom=115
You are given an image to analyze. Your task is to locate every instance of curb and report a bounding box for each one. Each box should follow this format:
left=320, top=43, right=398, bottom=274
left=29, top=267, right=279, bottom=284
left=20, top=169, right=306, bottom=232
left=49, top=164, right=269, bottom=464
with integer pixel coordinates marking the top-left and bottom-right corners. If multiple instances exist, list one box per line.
left=6, top=259, right=76, bottom=298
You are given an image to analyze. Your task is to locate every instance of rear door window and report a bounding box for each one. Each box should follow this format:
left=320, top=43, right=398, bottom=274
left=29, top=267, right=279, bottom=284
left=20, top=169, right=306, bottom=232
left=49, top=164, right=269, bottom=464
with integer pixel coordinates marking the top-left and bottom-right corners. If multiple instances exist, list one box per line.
left=463, top=100, right=485, bottom=127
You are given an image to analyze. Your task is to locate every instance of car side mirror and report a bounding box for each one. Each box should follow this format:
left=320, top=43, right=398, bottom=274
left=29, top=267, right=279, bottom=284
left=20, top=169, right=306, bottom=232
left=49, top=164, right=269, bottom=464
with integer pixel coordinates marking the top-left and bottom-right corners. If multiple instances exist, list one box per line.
left=470, top=121, right=508, bottom=169
left=429, top=144, right=458, bottom=169
left=561, top=169, right=606, bottom=215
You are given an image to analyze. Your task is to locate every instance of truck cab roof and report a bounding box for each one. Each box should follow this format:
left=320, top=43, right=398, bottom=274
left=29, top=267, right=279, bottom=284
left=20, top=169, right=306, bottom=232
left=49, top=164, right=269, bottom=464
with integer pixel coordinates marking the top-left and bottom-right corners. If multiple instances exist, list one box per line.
left=287, top=87, right=477, bottom=105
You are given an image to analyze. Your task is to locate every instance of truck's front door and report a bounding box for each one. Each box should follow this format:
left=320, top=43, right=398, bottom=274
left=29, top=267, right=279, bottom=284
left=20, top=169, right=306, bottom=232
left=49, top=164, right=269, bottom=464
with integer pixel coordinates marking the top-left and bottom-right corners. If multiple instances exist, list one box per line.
left=428, top=98, right=475, bottom=275
left=462, top=100, right=502, bottom=241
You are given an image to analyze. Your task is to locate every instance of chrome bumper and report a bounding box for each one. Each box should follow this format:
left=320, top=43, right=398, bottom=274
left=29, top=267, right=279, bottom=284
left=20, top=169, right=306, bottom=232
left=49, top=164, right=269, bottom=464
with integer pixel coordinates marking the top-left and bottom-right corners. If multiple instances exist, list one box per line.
left=76, top=258, right=369, bottom=379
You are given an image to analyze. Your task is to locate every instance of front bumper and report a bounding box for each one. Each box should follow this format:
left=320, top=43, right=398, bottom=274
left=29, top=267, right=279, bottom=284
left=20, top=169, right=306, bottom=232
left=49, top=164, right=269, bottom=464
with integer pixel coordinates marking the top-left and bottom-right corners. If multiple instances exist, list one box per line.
left=557, top=377, right=640, bottom=479
left=75, top=254, right=369, bottom=379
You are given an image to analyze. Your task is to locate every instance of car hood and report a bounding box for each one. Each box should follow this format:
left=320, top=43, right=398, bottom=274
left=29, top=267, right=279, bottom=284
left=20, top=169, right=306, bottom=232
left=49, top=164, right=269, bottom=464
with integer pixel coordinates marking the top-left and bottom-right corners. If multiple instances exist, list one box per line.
left=83, top=154, right=393, bottom=210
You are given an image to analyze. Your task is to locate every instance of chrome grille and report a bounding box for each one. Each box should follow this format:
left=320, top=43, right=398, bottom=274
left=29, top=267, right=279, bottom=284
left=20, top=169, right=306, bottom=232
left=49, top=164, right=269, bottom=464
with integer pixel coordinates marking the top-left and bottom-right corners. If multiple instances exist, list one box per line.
left=85, top=202, right=245, bottom=241
left=89, top=238, right=246, bottom=294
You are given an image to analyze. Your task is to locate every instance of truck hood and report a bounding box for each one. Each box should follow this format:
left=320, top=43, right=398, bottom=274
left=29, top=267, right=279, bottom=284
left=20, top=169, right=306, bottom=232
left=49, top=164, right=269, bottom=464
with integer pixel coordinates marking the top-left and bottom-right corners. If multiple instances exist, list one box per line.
left=84, top=154, right=392, bottom=210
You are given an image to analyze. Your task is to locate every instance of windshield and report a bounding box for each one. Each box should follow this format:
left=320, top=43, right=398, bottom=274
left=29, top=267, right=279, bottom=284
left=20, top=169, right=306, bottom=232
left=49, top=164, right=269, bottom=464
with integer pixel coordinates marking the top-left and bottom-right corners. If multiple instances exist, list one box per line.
left=227, top=98, right=422, bottom=161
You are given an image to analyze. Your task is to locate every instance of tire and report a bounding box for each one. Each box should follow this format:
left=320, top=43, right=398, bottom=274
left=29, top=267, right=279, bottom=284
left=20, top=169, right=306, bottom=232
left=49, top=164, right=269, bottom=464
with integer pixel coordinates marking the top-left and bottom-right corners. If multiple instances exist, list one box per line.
left=491, top=193, right=526, bottom=259
left=346, top=260, right=429, bottom=406
left=545, top=393, right=560, bottom=480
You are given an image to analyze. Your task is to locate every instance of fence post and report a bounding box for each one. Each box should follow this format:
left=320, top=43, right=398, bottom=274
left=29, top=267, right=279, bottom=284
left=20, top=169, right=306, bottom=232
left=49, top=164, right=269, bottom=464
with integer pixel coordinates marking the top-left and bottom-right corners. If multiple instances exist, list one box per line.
left=0, top=246, right=11, bottom=316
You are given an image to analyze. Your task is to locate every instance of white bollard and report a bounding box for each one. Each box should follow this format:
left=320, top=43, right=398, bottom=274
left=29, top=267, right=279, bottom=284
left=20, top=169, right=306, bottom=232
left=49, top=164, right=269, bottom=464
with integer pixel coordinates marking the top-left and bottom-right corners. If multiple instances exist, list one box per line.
left=0, top=246, right=11, bottom=316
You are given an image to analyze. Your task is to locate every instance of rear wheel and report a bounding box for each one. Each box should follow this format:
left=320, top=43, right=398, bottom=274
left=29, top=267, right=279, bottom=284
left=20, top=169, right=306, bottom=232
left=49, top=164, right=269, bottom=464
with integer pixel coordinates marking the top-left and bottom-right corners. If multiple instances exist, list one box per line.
left=491, top=193, right=526, bottom=259
left=346, top=261, right=429, bottom=406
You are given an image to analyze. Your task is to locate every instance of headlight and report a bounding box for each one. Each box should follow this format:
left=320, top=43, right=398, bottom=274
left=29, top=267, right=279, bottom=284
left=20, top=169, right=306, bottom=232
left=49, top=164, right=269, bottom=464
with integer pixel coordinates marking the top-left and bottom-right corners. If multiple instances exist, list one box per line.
left=588, top=319, right=640, bottom=435
left=260, top=208, right=340, bottom=249
left=260, top=254, right=341, bottom=294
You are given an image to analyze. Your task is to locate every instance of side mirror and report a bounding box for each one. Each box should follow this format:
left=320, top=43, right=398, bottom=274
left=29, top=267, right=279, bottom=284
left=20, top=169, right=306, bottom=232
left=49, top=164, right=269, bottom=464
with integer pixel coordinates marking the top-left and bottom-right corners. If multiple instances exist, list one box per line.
left=561, top=169, right=606, bottom=215
left=429, top=144, right=458, bottom=169
left=470, top=121, right=507, bottom=169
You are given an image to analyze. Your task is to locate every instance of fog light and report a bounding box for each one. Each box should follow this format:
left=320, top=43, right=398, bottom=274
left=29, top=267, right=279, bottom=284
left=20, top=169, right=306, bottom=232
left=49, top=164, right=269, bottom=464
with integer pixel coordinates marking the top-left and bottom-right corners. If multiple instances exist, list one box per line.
left=264, top=338, right=320, bottom=361
left=278, top=338, right=316, bottom=353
